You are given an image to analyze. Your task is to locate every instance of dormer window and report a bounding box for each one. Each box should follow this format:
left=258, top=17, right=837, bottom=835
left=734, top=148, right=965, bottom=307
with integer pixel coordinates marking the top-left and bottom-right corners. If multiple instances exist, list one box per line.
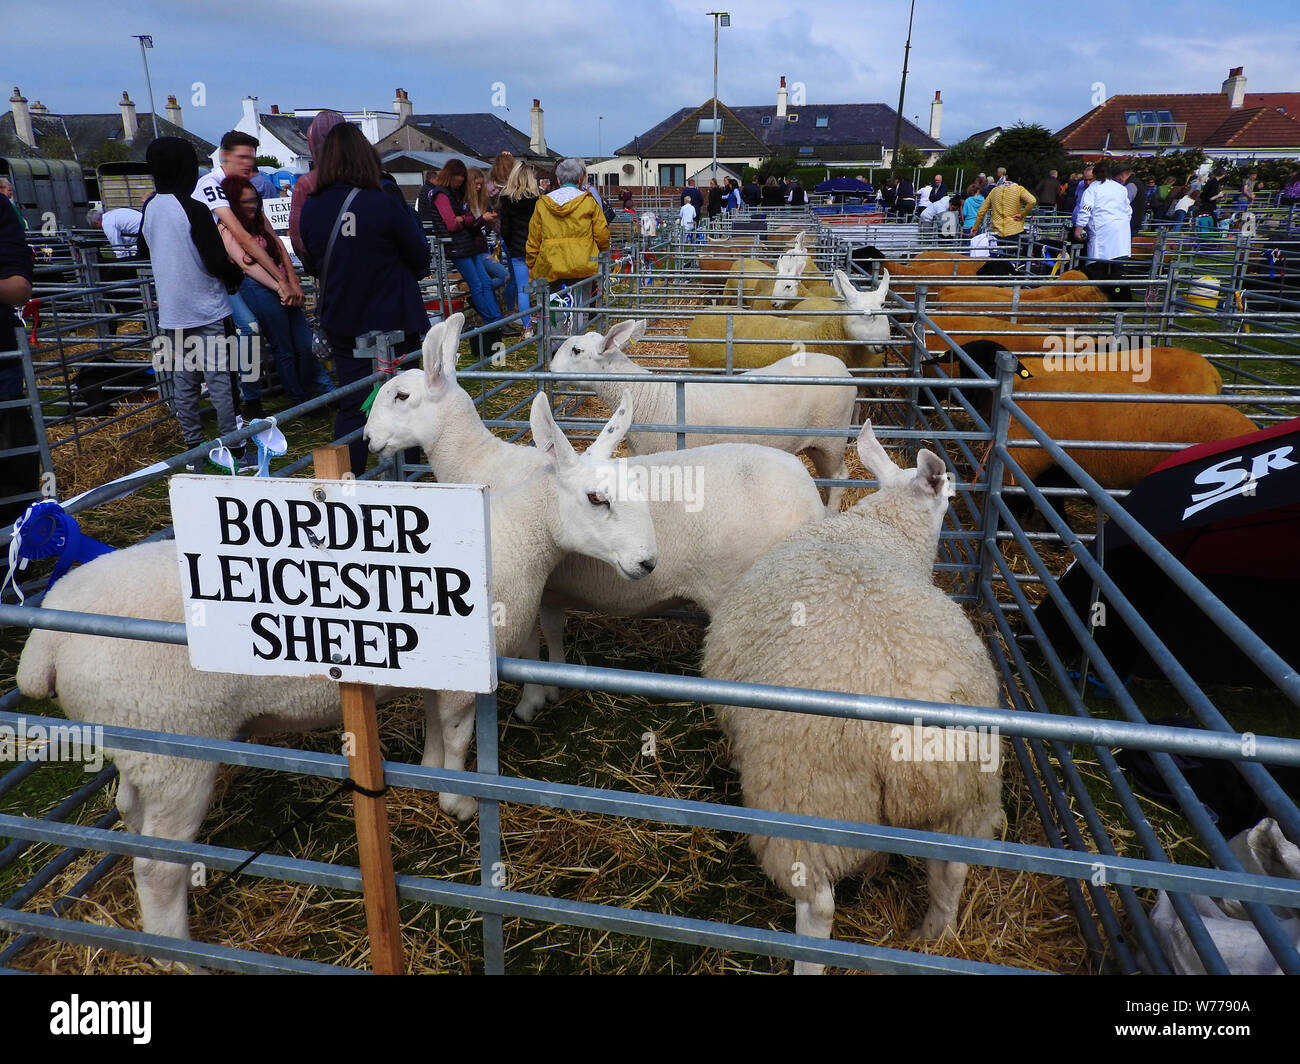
left=815, top=115, right=829, bottom=128
left=760, top=116, right=772, bottom=125
left=787, top=113, right=799, bottom=123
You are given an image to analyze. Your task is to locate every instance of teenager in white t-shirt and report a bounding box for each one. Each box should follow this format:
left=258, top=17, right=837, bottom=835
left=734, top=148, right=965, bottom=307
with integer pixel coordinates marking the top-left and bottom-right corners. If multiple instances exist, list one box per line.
left=197, top=131, right=303, bottom=308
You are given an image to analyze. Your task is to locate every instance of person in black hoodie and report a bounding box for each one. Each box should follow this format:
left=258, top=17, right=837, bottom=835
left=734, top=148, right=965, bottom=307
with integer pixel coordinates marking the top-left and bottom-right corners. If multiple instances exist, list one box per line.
left=498, top=162, right=540, bottom=337
left=137, top=137, right=247, bottom=472
left=760, top=177, right=784, bottom=207
left=741, top=177, right=761, bottom=207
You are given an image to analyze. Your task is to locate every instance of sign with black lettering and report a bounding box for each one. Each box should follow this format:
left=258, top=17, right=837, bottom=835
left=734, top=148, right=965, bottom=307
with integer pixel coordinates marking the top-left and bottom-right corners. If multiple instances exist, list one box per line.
left=169, top=477, right=495, bottom=690
left=262, top=196, right=292, bottom=232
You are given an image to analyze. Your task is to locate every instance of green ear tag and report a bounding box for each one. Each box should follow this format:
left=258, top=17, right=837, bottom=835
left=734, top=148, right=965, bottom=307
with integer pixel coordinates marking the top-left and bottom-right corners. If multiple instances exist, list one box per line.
left=360, top=382, right=385, bottom=417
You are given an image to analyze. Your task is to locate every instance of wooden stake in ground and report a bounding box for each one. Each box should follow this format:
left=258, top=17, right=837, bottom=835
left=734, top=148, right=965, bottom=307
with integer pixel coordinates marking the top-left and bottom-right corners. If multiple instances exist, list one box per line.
left=313, top=444, right=405, bottom=975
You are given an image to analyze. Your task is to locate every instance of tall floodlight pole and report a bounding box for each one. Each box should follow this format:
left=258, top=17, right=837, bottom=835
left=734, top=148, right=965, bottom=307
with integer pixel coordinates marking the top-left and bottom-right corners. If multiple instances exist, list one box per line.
left=892, top=0, right=917, bottom=169
left=134, top=35, right=160, bottom=139
left=598, top=115, right=603, bottom=157
left=708, top=12, right=730, bottom=181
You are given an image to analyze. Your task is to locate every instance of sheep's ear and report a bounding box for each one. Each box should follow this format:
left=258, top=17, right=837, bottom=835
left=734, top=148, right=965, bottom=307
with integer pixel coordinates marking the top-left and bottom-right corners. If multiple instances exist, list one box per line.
left=587, top=390, right=633, bottom=460
left=914, top=450, right=952, bottom=500
left=529, top=392, right=578, bottom=470
left=832, top=269, right=859, bottom=304
left=856, top=420, right=900, bottom=486
left=423, top=320, right=450, bottom=390
left=601, top=318, right=645, bottom=355
left=874, top=269, right=890, bottom=304
left=440, top=312, right=465, bottom=379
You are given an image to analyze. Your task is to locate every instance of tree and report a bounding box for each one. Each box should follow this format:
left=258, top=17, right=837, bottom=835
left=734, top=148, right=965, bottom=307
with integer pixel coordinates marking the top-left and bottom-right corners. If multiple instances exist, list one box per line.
left=983, top=123, right=1067, bottom=187
left=38, top=135, right=77, bottom=162
left=937, top=135, right=990, bottom=172
left=85, top=141, right=130, bottom=167
left=254, top=155, right=282, bottom=169
left=757, top=154, right=797, bottom=182
left=894, top=142, right=926, bottom=170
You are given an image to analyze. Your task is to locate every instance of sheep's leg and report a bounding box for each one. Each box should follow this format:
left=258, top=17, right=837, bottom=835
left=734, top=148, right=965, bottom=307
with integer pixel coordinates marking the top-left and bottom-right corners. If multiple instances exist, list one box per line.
left=437, top=692, right=478, bottom=822
left=133, top=759, right=219, bottom=971
left=807, top=445, right=849, bottom=515
left=115, top=776, right=141, bottom=835
left=538, top=602, right=565, bottom=704
left=420, top=690, right=445, bottom=770
left=910, top=859, right=969, bottom=940
left=793, top=881, right=836, bottom=975
left=514, top=609, right=561, bottom=721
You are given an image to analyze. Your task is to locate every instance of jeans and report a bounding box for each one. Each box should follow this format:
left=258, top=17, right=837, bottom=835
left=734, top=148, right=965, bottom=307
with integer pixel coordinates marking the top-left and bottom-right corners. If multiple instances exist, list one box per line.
left=510, top=258, right=532, bottom=329
left=227, top=291, right=263, bottom=404
left=452, top=255, right=502, bottom=322
left=239, top=276, right=334, bottom=404
left=166, top=323, right=239, bottom=448
left=480, top=251, right=512, bottom=313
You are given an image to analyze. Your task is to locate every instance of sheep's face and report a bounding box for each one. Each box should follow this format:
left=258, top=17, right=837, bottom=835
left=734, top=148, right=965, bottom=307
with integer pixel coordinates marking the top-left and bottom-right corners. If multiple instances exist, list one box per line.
left=529, top=392, right=658, bottom=581
left=363, top=369, right=429, bottom=456
left=855, top=422, right=954, bottom=544
left=770, top=248, right=809, bottom=308
left=552, top=319, right=648, bottom=375
left=833, top=269, right=892, bottom=343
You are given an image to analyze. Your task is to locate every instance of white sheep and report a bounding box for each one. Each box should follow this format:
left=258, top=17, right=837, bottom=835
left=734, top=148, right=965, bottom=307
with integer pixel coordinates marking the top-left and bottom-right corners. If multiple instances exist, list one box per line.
left=551, top=318, right=857, bottom=513
left=687, top=269, right=892, bottom=370
left=363, top=313, right=828, bottom=741
left=769, top=235, right=839, bottom=309
left=701, top=421, right=1005, bottom=974
left=15, top=393, right=658, bottom=943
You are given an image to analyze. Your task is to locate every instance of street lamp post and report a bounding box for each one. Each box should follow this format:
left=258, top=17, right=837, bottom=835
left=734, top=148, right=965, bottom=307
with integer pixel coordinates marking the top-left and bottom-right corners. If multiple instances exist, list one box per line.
left=891, top=0, right=917, bottom=170
left=133, top=35, right=160, bottom=140
left=598, top=115, right=603, bottom=157
left=708, top=12, right=730, bottom=183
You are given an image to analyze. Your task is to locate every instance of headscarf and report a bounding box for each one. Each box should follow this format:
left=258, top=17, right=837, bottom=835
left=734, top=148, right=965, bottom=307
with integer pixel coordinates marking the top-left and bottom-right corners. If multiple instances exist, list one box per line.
left=307, top=109, right=346, bottom=160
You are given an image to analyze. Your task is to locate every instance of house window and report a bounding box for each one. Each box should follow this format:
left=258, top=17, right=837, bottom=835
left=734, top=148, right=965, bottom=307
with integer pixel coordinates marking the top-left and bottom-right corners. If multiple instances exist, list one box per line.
left=760, top=116, right=772, bottom=125
left=604, top=173, right=620, bottom=187
left=658, top=163, right=685, bottom=187
left=815, top=115, right=829, bottom=128
left=799, top=146, right=813, bottom=155
left=787, top=113, right=799, bottom=122
left=697, top=118, right=722, bottom=134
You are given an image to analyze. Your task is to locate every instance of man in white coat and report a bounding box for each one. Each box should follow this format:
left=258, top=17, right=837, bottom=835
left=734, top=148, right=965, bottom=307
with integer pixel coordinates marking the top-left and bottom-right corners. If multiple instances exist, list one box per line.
left=1073, top=160, right=1131, bottom=265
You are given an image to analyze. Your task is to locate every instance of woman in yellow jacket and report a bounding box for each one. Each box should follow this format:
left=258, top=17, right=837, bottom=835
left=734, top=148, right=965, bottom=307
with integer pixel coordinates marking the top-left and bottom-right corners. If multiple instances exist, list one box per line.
left=526, top=158, right=609, bottom=331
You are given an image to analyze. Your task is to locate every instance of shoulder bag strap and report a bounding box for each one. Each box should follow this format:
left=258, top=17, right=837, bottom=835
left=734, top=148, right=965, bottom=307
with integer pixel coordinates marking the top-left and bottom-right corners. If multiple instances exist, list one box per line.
left=318, top=186, right=362, bottom=301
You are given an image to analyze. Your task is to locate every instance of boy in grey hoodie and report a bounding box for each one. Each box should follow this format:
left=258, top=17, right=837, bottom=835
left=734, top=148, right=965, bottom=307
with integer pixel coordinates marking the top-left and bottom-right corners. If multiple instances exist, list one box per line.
left=138, top=137, right=247, bottom=471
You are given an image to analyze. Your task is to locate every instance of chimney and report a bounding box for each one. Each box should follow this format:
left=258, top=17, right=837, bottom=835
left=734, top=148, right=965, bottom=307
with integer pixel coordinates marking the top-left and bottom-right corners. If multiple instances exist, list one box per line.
left=929, top=90, right=942, bottom=141
left=166, top=94, right=183, bottom=128
left=120, top=90, right=138, bottom=143
left=11, top=87, right=34, bottom=147
left=776, top=75, right=788, bottom=119
left=30, top=100, right=48, bottom=116
left=1221, top=66, right=1246, bottom=109
left=394, top=88, right=412, bottom=122
left=241, top=95, right=259, bottom=128
left=530, top=98, right=546, bottom=156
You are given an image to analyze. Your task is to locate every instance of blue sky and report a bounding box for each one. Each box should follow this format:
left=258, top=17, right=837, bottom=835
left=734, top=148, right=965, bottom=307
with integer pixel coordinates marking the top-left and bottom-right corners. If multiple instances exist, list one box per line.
left=4, top=0, right=1299, bottom=158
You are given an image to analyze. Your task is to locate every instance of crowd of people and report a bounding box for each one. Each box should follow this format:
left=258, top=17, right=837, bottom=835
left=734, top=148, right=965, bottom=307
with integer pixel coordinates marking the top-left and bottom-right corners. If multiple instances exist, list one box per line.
left=2, top=130, right=1297, bottom=491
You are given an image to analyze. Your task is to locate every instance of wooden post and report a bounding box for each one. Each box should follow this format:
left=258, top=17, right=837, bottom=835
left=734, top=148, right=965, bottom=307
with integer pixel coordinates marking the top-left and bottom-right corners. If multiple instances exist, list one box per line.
left=313, top=444, right=405, bottom=975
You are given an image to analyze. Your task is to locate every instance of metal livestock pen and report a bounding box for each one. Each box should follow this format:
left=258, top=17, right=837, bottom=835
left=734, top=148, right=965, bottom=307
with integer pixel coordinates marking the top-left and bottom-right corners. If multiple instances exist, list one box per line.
left=1, top=216, right=1298, bottom=974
